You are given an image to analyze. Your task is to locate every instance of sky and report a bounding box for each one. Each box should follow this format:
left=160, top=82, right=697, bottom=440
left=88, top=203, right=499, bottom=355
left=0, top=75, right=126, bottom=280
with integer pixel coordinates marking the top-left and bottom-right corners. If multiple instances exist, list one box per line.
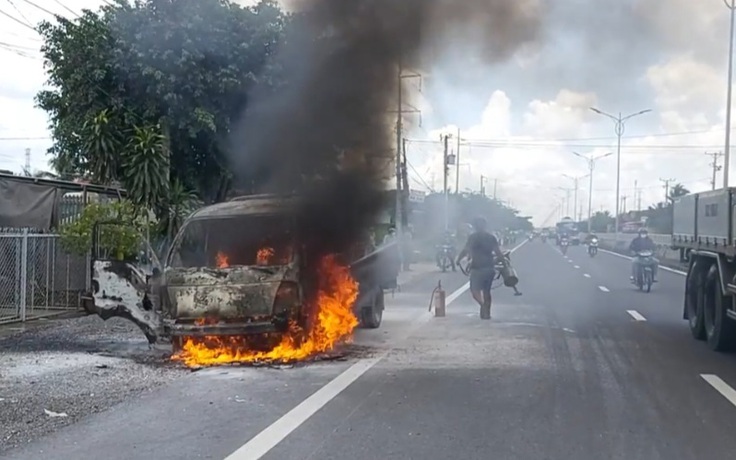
left=0, top=0, right=734, bottom=225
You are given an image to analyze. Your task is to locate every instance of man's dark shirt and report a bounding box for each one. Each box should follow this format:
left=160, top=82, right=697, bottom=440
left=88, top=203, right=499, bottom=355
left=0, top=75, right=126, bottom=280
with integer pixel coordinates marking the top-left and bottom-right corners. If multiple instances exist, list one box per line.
left=630, top=236, right=655, bottom=253
left=466, top=231, right=499, bottom=269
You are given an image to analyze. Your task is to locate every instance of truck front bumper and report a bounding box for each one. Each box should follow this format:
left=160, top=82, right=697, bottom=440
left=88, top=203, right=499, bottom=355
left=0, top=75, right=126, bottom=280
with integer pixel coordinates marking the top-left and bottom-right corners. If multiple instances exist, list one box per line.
left=165, top=317, right=290, bottom=337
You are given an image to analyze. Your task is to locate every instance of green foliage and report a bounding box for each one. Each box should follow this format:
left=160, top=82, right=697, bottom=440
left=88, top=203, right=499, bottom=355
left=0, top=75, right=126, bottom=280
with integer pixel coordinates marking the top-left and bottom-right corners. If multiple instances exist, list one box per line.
left=59, top=200, right=148, bottom=259
left=37, top=0, right=291, bottom=204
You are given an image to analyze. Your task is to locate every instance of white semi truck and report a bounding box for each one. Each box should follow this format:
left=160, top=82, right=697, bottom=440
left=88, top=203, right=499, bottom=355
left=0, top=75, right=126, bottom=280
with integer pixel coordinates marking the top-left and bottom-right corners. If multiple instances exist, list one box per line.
left=672, top=189, right=736, bottom=351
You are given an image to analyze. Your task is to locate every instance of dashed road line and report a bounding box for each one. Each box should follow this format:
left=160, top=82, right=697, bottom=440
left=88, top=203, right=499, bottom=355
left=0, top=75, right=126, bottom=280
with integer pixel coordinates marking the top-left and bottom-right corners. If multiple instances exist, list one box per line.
left=574, top=265, right=580, bottom=269
left=583, top=274, right=591, bottom=278
left=626, top=310, right=646, bottom=321
left=701, top=374, right=736, bottom=407
left=598, top=286, right=610, bottom=292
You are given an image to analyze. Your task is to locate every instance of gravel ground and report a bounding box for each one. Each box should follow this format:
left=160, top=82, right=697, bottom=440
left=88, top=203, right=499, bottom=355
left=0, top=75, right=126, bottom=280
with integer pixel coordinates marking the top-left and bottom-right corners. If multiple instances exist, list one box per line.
left=0, top=315, right=185, bottom=453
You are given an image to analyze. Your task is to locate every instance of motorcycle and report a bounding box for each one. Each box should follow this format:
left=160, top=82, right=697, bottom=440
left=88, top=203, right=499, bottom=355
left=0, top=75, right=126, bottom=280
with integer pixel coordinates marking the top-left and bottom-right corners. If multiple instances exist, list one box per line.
left=541, top=234, right=547, bottom=243
left=634, top=250, right=656, bottom=292
left=436, top=244, right=456, bottom=272
left=560, top=238, right=569, bottom=255
left=588, top=238, right=598, bottom=257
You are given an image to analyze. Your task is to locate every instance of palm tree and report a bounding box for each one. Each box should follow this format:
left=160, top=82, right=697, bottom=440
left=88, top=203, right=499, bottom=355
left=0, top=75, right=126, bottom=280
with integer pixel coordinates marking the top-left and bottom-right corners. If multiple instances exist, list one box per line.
left=669, top=183, right=690, bottom=201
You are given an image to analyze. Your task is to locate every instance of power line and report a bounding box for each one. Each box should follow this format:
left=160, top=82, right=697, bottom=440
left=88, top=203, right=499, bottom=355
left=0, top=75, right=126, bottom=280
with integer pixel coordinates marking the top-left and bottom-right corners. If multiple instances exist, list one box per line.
left=0, top=6, right=37, bottom=31
left=5, top=0, right=32, bottom=26
left=51, top=0, right=78, bottom=18
left=18, top=0, right=60, bottom=18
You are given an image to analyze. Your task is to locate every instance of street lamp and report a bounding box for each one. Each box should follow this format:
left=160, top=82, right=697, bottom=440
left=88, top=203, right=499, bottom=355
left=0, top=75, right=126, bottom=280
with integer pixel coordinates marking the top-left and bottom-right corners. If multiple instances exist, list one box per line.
left=590, top=107, right=651, bottom=240
left=572, top=151, right=613, bottom=233
left=724, top=0, right=736, bottom=188
left=562, top=173, right=589, bottom=222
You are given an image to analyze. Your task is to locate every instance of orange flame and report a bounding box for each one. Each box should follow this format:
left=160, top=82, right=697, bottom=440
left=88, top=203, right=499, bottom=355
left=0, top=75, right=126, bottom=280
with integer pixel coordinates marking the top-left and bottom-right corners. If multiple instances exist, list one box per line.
left=172, top=254, right=359, bottom=366
left=256, top=247, right=275, bottom=265
left=215, top=252, right=229, bottom=268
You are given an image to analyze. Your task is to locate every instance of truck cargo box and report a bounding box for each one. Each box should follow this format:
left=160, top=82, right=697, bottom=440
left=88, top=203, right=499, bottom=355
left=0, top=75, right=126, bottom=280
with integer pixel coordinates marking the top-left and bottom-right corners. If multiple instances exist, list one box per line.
left=695, top=189, right=731, bottom=246
left=672, top=193, right=697, bottom=244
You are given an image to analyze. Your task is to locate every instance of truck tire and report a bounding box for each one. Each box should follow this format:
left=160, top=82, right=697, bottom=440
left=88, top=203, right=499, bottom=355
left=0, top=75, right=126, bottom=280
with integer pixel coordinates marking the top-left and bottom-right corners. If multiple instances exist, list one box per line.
left=360, top=288, right=384, bottom=329
left=704, top=265, right=736, bottom=352
left=686, top=259, right=707, bottom=340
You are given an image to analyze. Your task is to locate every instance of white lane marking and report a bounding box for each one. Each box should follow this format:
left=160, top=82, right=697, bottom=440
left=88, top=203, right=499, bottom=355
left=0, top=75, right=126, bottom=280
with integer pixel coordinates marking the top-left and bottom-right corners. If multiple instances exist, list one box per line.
left=599, top=248, right=686, bottom=276
left=701, top=374, right=736, bottom=407
left=226, top=239, right=529, bottom=459
left=626, top=310, right=646, bottom=321
left=574, top=265, right=580, bottom=269
left=583, top=274, right=591, bottom=278
left=598, top=286, right=610, bottom=292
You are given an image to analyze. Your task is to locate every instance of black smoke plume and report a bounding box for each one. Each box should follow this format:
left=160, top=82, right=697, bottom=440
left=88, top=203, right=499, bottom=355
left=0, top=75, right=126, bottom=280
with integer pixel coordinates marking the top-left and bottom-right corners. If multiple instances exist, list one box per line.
left=230, top=0, right=542, bottom=258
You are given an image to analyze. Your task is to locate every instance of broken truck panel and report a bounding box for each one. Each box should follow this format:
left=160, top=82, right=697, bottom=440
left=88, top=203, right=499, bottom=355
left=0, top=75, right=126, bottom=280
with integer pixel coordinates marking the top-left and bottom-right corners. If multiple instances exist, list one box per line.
left=84, top=259, right=162, bottom=343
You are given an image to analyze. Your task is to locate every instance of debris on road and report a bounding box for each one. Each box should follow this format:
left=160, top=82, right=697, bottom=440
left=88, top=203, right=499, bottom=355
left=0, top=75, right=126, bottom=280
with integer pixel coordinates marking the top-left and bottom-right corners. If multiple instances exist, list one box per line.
left=0, top=315, right=183, bottom=453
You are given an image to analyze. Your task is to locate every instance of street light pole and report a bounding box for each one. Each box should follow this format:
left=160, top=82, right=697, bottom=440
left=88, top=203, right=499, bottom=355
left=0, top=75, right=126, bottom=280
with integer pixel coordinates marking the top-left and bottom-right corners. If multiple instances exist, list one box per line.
left=572, top=151, right=612, bottom=233
left=724, top=0, right=736, bottom=188
left=590, top=107, right=651, bottom=240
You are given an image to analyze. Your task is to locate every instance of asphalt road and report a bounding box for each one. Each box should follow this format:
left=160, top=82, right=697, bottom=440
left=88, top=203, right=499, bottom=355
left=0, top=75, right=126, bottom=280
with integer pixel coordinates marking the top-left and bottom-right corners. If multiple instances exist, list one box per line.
left=6, top=239, right=736, bottom=460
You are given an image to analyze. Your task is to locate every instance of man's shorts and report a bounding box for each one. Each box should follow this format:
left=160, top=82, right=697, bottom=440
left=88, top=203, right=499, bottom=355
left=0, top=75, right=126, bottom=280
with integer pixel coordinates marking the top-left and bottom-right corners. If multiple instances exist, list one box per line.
left=469, top=267, right=495, bottom=292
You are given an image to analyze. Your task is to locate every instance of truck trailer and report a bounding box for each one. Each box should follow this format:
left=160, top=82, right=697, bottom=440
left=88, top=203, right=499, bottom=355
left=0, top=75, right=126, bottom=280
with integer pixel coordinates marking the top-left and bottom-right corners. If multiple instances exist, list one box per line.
left=672, top=189, right=736, bottom=351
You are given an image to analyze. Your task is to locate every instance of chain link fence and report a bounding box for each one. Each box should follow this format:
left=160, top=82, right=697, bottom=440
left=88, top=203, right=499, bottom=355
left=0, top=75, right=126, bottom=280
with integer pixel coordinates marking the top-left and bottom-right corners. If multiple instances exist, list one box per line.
left=0, top=231, right=89, bottom=324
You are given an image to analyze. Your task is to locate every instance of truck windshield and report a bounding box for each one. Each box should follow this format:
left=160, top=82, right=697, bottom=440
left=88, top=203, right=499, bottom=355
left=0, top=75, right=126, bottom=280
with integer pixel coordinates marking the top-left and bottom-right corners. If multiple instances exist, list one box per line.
left=168, top=215, right=295, bottom=268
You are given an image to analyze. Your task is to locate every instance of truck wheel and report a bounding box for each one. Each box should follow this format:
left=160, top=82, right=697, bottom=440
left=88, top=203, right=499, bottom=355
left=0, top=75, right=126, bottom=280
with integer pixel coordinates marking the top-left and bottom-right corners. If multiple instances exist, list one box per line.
left=360, top=289, right=384, bottom=329
left=705, top=266, right=736, bottom=351
left=686, top=259, right=707, bottom=340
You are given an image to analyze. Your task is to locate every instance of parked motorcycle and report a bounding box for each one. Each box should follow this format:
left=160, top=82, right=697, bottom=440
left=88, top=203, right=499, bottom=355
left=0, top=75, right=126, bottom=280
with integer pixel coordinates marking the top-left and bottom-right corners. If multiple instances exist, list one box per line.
left=634, top=250, right=656, bottom=292
left=560, top=238, right=569, bottom=255
left=588, top=238, right=598, bottom=257
left=436, top=245, right=456, bottom=273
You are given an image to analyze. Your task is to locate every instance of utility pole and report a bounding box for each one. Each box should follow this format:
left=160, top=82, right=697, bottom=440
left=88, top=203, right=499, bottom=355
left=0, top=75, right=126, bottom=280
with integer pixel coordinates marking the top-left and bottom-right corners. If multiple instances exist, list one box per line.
left=401, top=138, right=410, bottom=227
left=706, top=151, right=724, bottom=190
left=395, top=59, right=403, bottom=233
left=562, top=174, right=588, bottom=221
left=660, top=178, right=676, bottom=204
left=633, top=180, right=638, bottom=210
left=621, top=195, right=628, bottom=214
left=724, top=0, right=736, bottom=187
left=24, top=148, right=30, bottom=176
left=442, top=134, right=449, bottom=231
left=393, top=59, right=421, bottom=234
left=557, top=187, right=573, bottom=216
left=493, top=179, right=498, bottom=199
left=455, top=128, right=461, bottom=193
left=480, top=175, right=487, bottom=196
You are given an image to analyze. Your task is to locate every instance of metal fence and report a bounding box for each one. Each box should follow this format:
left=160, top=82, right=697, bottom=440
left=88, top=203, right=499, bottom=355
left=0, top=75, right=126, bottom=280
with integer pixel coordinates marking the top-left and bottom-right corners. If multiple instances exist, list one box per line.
left=0, top=231, right=90, bottom=324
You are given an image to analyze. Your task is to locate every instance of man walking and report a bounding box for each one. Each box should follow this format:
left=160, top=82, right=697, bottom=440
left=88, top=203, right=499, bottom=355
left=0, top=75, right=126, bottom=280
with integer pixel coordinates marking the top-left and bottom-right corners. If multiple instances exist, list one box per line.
left=456, top=217, right=506, bottom=319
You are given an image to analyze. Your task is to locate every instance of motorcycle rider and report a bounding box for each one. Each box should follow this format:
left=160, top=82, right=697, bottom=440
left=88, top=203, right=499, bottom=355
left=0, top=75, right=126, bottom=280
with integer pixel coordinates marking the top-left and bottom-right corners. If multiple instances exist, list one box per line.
left=455, top=217, right=506, bottom=320
left=436, top=230, right=457, bottom=272
left=629, top=228, right=658, bottom=283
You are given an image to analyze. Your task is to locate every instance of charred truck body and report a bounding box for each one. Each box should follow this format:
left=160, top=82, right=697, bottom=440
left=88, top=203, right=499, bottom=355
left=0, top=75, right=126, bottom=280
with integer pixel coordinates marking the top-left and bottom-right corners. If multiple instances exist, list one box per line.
left=83, top=194, right=400, bottom=345
left=672, top=189, right=736, bottom=351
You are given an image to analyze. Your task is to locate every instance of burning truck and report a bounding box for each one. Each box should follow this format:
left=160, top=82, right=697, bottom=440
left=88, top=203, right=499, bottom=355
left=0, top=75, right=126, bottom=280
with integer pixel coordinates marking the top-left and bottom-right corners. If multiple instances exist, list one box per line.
left=82, top=193, right=401, bottom=366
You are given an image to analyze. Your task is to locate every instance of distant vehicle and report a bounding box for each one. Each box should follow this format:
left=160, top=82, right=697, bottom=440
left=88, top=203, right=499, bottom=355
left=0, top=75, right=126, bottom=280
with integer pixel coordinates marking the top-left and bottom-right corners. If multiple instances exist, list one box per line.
left=556, top=218, right=580, bottom=246
left=672, top=189, right=736, bottom=350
